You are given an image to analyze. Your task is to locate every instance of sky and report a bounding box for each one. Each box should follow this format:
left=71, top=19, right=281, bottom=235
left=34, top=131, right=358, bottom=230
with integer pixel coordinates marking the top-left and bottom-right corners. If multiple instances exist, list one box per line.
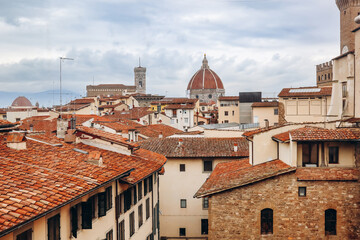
left=0, top=0, right=340, bottom=106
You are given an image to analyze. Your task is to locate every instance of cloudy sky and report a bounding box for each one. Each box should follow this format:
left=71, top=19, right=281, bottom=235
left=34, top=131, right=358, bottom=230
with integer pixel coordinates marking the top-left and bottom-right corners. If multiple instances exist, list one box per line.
left=0, top=0, right=340, bottom=106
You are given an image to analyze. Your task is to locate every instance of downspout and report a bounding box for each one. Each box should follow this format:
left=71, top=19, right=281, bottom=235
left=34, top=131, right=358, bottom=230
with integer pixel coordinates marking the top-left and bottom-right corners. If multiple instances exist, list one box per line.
left=277, top=141, right=279, bottom=160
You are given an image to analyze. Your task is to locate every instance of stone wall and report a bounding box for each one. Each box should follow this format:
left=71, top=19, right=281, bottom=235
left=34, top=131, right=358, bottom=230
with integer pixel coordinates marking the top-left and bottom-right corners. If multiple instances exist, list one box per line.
left=209, top=172, right=360, bottom=239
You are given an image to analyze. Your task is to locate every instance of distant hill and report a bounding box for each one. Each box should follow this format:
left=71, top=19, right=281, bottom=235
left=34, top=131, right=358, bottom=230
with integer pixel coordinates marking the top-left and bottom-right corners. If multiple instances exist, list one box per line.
left=0, top=90, right=82, bottom=108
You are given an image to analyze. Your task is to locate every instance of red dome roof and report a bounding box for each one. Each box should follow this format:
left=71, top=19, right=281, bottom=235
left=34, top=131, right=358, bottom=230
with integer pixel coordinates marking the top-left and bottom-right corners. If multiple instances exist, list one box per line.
left=187, top=55, right=224, bottom=90
left=11, top=96, right=32, bottom=107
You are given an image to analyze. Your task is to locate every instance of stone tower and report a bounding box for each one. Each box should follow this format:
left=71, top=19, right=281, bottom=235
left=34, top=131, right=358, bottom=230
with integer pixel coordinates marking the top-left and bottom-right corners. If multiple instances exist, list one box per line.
left=336, top=0, right=360, bottom=53
left=134, top=64, right=146, bottom=94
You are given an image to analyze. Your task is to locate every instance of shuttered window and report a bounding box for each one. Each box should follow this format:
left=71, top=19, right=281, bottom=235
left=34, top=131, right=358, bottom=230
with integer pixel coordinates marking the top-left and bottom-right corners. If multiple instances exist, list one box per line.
left=82, top=201, right=92, bottom=229
left=98, top=192, right=106, bottom=217
left=47, top=214, right=60, bottom=240
left=70, top=206, right=78, bottom=237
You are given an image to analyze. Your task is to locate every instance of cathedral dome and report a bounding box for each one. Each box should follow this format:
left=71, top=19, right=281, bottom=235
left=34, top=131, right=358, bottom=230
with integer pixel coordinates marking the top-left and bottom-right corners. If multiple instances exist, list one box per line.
left=11, top=96, right=33, bottom=108
left=187, top=54, right=224, bottom=91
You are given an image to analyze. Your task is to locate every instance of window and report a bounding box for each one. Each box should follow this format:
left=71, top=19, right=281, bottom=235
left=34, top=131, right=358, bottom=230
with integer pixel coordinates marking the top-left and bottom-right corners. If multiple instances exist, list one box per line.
left=196, top=95, right=199, bottom=99
left=329, top=147, right=339, bottom=164
left=172, top=110, right=177, bottom=117
left=70, top=205, right=79, bottom=238
left=146, top=234, right=154, bottom=240
left=325, top=209, right=336, bottom=235
left=106, top=186, right=112, bottom=210
left=261, top=208, right=273, bottom=235
left=180, top=164, right=186, bottom=172
left=146, top=198, right=150, bottom=219
left=82, top=200, right=93, bottom=229
left=184, top=117, right=188, bottom=123
left=224, top=120, right=229, bottom=123
left=16, top=118, right=21, bottom=122
left=201, top=219, right=208, bottom=235
left=342, top=82, right=347, bottom=97
left=133, top=186, right=137, bottom=205
left=302, top=143, right=318, bottom=167
left=274, top=108, right=278, bottom=115
left=138, top=182, right=143, bottom=201
left=106, top=229, right=113, bottom=240
left=203, top=197, right=209, bottom=209
left=180, top=199, right=187, bottom=208
left=149, top=176, right=153, bottom=192
left=298, top=187, right=306, bottom=197
left=232, top=110, right=234, bottom=116
left=144, top=178, right=148, bottom=195
left=47, top=214, right=60, bottom=240
left=208, top=94, right=212, bottom=99
left=203, top=159, right=213, bottom=172
left=124, top=189, right=132, bottom=212
left=16, top=229, right=32, bottom=240
left=179, top=228, right=186, bottom=236
left=98, top=192, right=106, bottom=217
left=224, top=111, right=228, bottom=116
left=138, top=204, right=143, bottom=227
left=129, top=212, right=135, bottom=237
left=119, top=220, right=125, bottom=240
left=89, top=196, right=96, bottom=219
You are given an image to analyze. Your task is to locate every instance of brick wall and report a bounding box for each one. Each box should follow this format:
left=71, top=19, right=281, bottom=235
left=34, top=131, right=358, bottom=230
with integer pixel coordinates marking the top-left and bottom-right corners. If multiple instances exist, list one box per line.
left=209, top=172, right=360, bottom=239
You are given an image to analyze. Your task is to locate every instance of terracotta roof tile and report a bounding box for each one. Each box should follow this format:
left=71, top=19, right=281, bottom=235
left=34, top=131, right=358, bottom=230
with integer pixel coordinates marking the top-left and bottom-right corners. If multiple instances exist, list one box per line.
left=164, top=104, right=195, bottom=110
left=0, top=133, right=166, bottom=234
left=76, top=126, right=133, bottom=147
left=195, top=159, right=295, bottom=197
left=296, top=168, right=359, bottom=181
left=252, top=101, right=278, bottom=107
left=291, top=127, right=360, bottom=141
left=139, top=137, right=248, bottom=158
left=218, top=96, right=239, bottom=101
left=278, top=87, right=332, bottom=97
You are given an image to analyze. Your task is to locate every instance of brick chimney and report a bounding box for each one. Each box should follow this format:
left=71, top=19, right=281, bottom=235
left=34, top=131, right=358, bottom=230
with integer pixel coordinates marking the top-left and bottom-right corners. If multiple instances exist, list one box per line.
left=64, top=129, right=76, bottom=143
left=7, top=133, right=26, bottom=150
left=87, top=151, right=103, bottom=166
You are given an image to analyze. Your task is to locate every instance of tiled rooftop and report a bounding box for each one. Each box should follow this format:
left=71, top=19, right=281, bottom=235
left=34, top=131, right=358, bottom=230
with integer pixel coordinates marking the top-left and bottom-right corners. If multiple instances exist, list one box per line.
left=195, top=159, right=295, bottom=198
left=252, top=101, right=278, bottom=107
left=76, top=126, right=133, bottom=146
left=278, top=86, right=332, bottom=97
left=218, top=96, right=239, bottom=101
left=0, top=133, right=166, bottom=235
left=164, top=104, right=196, bottom=110
left=139, top=137, right=248, bottom=158
left=272, top=127, right=360, bottom=142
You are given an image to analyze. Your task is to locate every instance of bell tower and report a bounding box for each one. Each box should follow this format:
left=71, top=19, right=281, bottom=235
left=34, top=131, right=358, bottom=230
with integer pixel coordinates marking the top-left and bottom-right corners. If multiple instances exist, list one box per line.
left=134, top=59, right=146, bottom=94
left=336, top=0, right=360, bottom=53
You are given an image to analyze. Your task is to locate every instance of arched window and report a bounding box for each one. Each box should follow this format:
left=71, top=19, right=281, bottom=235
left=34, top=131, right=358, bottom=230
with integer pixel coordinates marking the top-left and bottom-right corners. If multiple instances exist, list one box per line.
left=208, top=94, right=212, bottom=99
left=325, top=209, right=336, bottom=235
left=196, top=95, right=199, bottom=99
left=261, top=208, right=273, bottom=234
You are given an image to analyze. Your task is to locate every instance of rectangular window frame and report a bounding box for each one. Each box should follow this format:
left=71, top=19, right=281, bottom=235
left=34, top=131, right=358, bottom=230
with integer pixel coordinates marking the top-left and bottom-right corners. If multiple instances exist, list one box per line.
left=47, top=214, right=60, bottom=240
left=138, top=204, right=143, bottom=228
left=203, top=159, right=213, bottom=172
left=180, top=199, right=187, bottom=208
left=329, top=146, right=339, bottom=164
left=298, top=187, right=306, bottom=197
left=201, top=219, right=208, bottom=235
left=180, top=164, right=185, bottom=172
left=129, top=212, right=135, bottom=237
left=202, top=197, right=209, bottom=209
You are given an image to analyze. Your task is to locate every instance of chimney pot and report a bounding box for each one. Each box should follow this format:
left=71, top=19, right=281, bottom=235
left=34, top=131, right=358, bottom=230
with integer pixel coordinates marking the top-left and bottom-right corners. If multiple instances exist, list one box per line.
left=234, top=143, right=238, bottom=152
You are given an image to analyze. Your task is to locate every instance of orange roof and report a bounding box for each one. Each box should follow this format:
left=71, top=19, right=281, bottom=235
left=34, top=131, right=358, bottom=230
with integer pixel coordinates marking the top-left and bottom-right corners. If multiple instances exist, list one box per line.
left=139, top=137, right=248, bottom=158
left=95, top=121, right=136, bottom=131
left=76, top=126, right=134, bottom=147
left=278, top=87, right=332, bottom=97
left=164, top=104, right=195, bottom=110
left=0, top=133, right=166, bottom=235
left=195, top=159, right=295, bottom=198
left=272, top=127, right=360, bottom=142
left=69, top=98, right=95, bottom=104
left=136, top=124, right=182, bottom=138
left=296, top=168, right=359, bottom=181
left=6, top=133, right=25, bottom=143
left=110, top=107, right=155, bottom=120
left=252, top=101, right=278, bottom=107
left=218, top=96, right=239, bottom=101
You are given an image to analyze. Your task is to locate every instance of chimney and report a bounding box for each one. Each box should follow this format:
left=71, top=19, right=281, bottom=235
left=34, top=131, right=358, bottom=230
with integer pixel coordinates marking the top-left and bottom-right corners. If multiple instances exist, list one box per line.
left=7, top=133, right=26, bottom=150
left=264, top=119, right=269, bottom=129
left=159, top=132, right=163, bottom=138
left=57, top=118, right=69, bottom=139
left=178, top=138, right=183, bottom=147
left=64, top=129, right=76, bottom=143
left=234, top=143, right=238, bottom=152
left=87, top=151, right=103, bottom=166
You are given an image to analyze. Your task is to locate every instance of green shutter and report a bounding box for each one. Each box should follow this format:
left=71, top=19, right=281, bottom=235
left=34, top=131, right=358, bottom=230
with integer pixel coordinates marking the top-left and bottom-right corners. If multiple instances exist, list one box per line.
left=71, top=206, right=78, bottom=238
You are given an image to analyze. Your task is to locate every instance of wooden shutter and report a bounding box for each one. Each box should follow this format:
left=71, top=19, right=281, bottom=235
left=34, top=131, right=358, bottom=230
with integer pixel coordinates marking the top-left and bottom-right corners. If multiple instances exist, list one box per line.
left=98, top=192, right=106, bottom=217
left=70, top=206, right=78, bottom=238
left=82, top=201, right=92, bottom=229
left=115, top=195, right=120, bottom=219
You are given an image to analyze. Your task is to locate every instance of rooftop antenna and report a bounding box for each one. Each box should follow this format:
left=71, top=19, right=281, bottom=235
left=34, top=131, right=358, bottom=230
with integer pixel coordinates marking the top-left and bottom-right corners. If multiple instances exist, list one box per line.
left=139, top=57, right=141, bottom=67
left=93, top=75, right=95, bottom=85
